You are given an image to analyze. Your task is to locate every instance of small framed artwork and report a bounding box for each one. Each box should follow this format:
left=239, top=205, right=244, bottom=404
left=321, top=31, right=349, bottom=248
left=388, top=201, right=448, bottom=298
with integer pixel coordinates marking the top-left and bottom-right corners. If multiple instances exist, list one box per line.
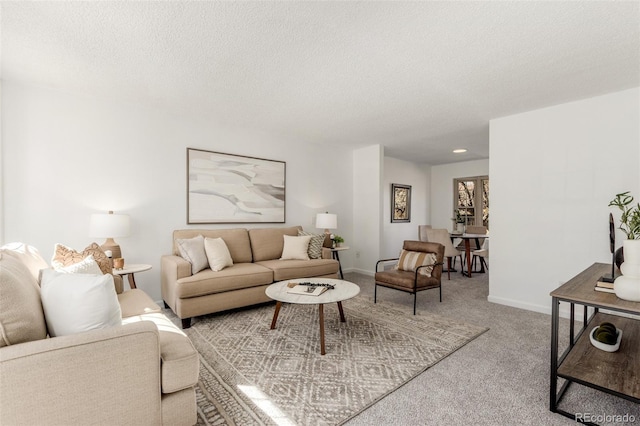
left=391, top=183, right=411, bottom=223
left=187, top=148, right=286, bottom=224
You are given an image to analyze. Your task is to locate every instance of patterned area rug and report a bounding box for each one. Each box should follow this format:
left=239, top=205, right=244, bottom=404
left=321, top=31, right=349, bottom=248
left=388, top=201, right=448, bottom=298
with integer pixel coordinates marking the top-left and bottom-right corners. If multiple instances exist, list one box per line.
left=183, top=295, right=488, bottom=426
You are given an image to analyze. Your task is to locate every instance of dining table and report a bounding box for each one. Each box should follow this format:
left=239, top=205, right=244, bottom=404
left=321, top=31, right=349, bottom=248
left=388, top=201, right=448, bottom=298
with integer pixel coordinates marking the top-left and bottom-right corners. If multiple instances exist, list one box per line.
left=449, top=232, right=489, bottom=278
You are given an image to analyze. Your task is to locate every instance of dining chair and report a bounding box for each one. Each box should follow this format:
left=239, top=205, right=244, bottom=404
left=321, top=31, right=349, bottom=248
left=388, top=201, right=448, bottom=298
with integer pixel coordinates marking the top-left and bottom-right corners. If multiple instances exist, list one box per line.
left=455, top=225, right=487, bottom=252
left=471, top=238, right=489, bottom=273
left=418, top=225, right=432, bottom=242
left=424, top=228, right=463, bottom=280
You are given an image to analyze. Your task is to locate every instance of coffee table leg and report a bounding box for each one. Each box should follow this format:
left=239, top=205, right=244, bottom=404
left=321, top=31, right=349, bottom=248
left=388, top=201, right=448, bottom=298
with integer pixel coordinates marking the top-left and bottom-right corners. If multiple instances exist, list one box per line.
left=270, top=301, right=282, bottom=330
left=319, top=304, right=326, bottom=355
left=337, top=301, right=346, bottom=322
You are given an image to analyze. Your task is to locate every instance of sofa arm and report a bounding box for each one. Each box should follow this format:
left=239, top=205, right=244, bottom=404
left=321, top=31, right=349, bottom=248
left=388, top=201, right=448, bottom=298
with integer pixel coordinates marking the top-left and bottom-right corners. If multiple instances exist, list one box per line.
left=322, top=248, right=333, bottom=259
left=161, top=255, right=192, bottom=309
left=0, top=322, right=162, bottom=426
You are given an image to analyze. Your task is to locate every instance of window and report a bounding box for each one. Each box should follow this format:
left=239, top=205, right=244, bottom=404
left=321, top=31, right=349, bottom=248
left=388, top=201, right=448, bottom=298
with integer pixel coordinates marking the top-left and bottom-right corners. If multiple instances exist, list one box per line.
left=454, top=176, right=489, bottom=228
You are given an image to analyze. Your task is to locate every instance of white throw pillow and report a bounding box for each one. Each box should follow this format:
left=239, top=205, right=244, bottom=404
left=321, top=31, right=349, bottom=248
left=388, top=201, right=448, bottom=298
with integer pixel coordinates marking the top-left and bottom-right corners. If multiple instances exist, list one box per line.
left=280, top=235, right=312, bottom=260
left=40, top=269, right=122, bottom=337
left=176, top=235, right=209, bottom=274
left=53, top=254, right=103, bottom=275
left=204, top=237, right=233, bottom=272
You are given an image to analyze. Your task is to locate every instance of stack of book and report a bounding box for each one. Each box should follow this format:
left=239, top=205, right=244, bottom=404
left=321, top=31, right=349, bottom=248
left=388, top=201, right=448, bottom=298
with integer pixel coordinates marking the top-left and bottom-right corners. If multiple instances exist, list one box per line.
left=594, top=280, right=615, bottom=293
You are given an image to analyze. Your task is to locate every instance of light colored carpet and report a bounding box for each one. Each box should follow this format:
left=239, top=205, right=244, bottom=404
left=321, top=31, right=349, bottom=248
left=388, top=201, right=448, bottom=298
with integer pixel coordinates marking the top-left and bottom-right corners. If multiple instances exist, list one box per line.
left=166, top=266, right=640, bottom=426
left=170, top=289, right=487, bottom=426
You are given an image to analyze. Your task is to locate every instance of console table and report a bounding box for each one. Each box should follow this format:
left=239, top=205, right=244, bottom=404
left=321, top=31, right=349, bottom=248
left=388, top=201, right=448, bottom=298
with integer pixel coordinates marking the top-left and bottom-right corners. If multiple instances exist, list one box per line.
left=550, top=263, right=640, bottom=423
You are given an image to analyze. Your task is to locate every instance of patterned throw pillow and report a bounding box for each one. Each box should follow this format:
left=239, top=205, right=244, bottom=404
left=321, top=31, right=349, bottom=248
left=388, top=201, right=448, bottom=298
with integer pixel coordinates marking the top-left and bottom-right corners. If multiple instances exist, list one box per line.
left=298, top=230, right=324, bottom=259
left=51, top=242, right=112, bottom=275
left=395, top=250, right=437, bottom=277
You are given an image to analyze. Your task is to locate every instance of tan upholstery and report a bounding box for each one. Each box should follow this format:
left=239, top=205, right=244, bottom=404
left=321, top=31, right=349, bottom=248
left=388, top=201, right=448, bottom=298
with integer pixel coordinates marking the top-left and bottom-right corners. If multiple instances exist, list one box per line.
left=0, top=321, right=164, bottom=426
left=425, top=228, right=464, bottom=280
left=118, top=288, right=162, bottom=318
left=173, top=228, right=253, bottom=263
left=248, top=226, right=302, bottom=261
left=418, top=225, right=432, bottom=241
left=162, top=226, right=339, bottom=328
left=0, top=252, right=48, bottom=347
left=256, top=259, right=339, bottom=281
left=455, top=225, right=487, bottom=251
left=374, top=240, right=445, bottom=314
left=175, top=263, right=273, bottom=298
left=1, top=246, right=199, bottom=426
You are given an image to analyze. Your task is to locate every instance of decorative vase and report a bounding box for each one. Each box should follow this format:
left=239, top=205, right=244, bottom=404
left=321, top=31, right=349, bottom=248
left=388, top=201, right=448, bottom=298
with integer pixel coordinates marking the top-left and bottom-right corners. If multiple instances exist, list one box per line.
left=456, top=223, right=464, bottom=233
left=613, top=239, right=640, bottom=302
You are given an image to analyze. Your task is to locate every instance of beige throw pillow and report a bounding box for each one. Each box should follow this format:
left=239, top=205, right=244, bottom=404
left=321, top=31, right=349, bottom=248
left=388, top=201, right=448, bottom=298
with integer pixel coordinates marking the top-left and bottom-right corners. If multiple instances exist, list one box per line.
left=280, top=235, right=312, bottom=260
left=395, top=250, right=437, bottom=277
left=176, top=235, right=209, bottom=274
left=204, top=237, right=233, bottom=272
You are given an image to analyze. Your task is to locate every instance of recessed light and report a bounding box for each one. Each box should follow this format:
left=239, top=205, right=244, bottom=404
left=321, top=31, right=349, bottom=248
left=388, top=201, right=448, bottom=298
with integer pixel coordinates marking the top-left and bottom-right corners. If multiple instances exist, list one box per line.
left=453, top=149, right=467, bottom=154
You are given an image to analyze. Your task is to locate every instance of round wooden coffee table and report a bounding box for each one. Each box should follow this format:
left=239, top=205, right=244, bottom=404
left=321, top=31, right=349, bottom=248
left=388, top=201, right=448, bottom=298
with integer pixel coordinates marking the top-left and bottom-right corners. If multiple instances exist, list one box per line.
left=265, top=278, right=360, bottom=355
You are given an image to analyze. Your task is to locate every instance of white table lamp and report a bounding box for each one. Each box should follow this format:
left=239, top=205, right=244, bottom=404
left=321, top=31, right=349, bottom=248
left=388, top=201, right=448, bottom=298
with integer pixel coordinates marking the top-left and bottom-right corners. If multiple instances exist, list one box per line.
left=90, top=210, right=130, bottom=258
left=316, top=212, right=337, bottom=248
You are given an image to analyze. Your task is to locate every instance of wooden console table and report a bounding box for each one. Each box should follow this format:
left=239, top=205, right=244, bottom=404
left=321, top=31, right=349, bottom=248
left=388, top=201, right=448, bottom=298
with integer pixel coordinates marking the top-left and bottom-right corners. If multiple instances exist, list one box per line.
left=550, top=263, right=640, bottom=423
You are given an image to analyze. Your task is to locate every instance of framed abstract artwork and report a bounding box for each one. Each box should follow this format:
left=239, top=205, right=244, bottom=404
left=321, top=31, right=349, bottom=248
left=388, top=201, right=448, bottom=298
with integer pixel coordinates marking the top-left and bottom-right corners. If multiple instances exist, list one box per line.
left=391, top=183, right=411, bottom=223
left=187, top=148, right=286, bottom=224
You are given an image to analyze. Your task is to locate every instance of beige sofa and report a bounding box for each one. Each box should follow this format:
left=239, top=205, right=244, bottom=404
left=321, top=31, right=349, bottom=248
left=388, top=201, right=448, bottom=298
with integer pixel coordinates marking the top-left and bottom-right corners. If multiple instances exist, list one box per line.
left=0, top=244, right=199, bottom=426
left=161, top=226, right=339, bottom=328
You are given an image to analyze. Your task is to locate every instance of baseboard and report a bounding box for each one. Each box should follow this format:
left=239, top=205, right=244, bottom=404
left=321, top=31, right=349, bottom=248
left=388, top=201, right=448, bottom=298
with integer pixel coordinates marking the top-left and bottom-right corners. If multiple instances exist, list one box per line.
left=347, top=267, right=374, bottom=277
left=487, top=295, right=551, bottom=316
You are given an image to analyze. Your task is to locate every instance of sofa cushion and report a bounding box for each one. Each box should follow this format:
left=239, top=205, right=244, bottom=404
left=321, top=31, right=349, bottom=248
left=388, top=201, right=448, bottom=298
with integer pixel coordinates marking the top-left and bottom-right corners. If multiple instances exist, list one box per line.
left=122, top=312, right=199, bottom=393
left=40, top=269, right=122, bottom=337
left=173, top=228, right=252, bottom=264
left=51, top=242, right=112, bottom=275
left=280, top=235, right=311, bottom=260
left=176, top=235, right=209, bottom=275
left=298, top=230, right=324, bottom=259
left=0, top=252, right=48, bottom=347
left=118, top=288, right=162, bottom=319
left=175, top=263, right=273, bottom=298
left=0, top=242, right=49, bottom=282
left=249, top=226, right=302, bottom=262
left=256, top=258, right=339, bottom=281
left=204, top=237, right=233, bottom=271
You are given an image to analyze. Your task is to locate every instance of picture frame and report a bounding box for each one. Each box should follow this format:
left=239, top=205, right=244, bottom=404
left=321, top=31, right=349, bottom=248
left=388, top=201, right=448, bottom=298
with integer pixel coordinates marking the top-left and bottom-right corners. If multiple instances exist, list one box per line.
left=187, top=148, right=286, bottom=224
left=391, top=183, right=411, bottom=223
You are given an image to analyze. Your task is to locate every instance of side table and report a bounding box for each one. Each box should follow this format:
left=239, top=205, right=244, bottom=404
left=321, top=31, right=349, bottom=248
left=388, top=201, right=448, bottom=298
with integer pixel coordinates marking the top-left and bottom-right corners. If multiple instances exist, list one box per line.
left=112, top=263, right=152, bottom=289
left=329, top=246, right=349, bottom=279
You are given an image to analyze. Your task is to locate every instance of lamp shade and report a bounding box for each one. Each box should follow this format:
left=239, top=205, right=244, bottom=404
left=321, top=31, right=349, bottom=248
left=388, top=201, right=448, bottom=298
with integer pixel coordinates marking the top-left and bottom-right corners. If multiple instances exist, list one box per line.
left=315, top=213, right=337, bottom=230
left=90, top=211, right=130, bottom=238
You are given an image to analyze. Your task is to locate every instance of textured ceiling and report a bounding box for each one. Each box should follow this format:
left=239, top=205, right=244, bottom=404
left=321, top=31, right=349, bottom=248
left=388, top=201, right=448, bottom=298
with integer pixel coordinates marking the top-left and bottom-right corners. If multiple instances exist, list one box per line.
left=2, top=1, right=639, bottom=165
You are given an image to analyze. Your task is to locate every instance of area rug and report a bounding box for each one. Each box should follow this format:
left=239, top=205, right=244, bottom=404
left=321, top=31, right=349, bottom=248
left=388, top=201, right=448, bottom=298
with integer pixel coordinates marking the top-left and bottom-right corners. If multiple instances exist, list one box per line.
left=183, top=295, right=488, bottom=426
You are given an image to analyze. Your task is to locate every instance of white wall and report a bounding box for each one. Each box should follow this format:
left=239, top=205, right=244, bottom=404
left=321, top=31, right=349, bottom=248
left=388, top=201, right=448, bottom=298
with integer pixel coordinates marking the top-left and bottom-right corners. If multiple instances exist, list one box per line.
left=352, top=145, right=383, bottom=275
left=381, top=156, right=430, bottom=259
left=1, top=82, right=354, bottom=301
left=430, top=159, right=490, bottom=230
left=489, top=87, right=640, bottom=314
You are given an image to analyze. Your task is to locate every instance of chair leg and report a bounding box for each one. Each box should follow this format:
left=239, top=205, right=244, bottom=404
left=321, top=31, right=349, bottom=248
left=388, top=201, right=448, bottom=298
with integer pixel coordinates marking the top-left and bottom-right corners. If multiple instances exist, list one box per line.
left=447, top=257, right=451, bottom=280
left=374, top=282, right=378, bottom=304
left=439, top=285, right=442, bottom=302
left=413, top=292, right=417, bottom=315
